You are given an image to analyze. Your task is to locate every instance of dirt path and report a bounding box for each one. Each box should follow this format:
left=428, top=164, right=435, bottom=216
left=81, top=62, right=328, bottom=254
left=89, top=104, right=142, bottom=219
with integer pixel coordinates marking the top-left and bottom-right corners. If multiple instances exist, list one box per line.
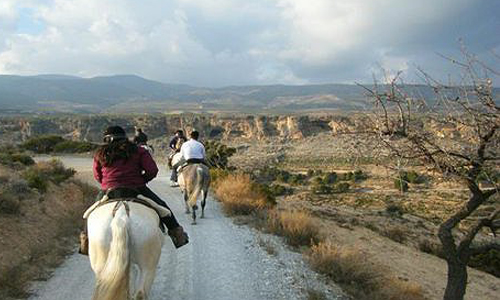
left=28, top=156, right=345, bottom=300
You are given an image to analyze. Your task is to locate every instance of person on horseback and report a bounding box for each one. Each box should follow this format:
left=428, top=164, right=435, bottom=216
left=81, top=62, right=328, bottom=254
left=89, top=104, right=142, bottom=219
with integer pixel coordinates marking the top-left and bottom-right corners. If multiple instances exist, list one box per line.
left=81, top=126, right=189, bottom=253
left=169, top=130, right=187, bottom=187
left=133, top=127, right=148, bottom=145
left=180, top=130, right=207, bottom=166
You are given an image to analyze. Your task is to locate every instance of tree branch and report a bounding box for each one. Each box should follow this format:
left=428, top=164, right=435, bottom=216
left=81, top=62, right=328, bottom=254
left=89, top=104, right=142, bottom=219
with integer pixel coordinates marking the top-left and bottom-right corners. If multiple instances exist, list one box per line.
left=470, top=242, right=500, bottom=256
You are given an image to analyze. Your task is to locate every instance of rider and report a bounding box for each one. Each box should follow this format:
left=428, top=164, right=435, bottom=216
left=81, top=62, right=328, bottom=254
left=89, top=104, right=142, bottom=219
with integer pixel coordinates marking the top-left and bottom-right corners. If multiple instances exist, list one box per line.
left=180, top=130, right=207, bottom=166
left=169, top=130, right=186, bottom=152
left=169, top=130, right=187, bottom=187
left=91, top=126, right=188, bottom=249
left=133, top=127, right=148, bottom=145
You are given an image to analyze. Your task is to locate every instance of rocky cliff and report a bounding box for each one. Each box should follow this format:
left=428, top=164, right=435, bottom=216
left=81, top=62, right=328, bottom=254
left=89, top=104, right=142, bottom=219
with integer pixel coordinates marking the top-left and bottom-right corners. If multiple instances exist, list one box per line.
left=0, top=113, right=373, bottom=144
left=0, top=113, right=469, bottom=144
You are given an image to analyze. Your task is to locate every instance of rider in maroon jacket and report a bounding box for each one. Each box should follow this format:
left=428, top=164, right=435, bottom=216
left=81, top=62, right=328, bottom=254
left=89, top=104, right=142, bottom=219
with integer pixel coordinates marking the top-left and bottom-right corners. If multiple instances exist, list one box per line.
left=92, top=125, right=188, bottom=249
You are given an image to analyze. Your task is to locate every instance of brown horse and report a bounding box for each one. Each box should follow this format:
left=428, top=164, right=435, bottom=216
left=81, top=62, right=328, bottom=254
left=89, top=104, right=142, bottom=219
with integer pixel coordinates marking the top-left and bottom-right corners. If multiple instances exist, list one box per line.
left=178, top=163, right=210, bottom=224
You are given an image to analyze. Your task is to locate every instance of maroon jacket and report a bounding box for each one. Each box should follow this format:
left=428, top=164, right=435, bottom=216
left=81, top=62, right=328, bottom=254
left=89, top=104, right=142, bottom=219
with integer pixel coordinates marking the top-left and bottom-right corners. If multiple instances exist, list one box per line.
left=93, top=147, right=159, bottom=190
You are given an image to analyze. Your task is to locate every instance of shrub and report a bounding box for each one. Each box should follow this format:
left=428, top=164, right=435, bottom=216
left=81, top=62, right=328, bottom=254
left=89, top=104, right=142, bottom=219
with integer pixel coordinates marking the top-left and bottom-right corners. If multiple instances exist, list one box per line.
left=214, top=173, right=273, bottom=215
left=22, top=160, right=75, bottom=192
left=205, top=140, right=236, bottom=169
left=306, top=242, right=425, bottom=300
left=52, top=140, right=96, bottom=153
left=21, top=135, right=96, bottom=154
left=23, top=168, right=48, bottom=192
left=334, top=182, right=350, bottom=193
left=394, top=178, right=409, bottom=192
left=338, top=172, right=354, bottom=181
left=209, top=168, right=230, bottom=187
left=323, top=172, right=338, bottom=184
left=266, top=210, right=321, bottom=247
left=353, top=169, right=368, bottom=181
left=385, top=203, right=405, bottom=216
left=8, top=179, right=31, bottom=194
left=404, top=171, right=425, bottom=184
left=312, top=184, right=333, bottom=194
left=288, top=173, right=307, bottom=185
left=21, top=135, right=65, bottom=153
left=0, top=153, right=35, bottom=167
left=0, top=191, right=20, bottom=214
left=469, top=249, right=500, bottom=277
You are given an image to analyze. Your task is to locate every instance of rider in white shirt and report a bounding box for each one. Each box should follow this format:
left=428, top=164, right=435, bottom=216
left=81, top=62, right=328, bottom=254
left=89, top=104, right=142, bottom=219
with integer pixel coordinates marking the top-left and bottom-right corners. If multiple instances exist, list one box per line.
left=170, top=130, right=207, bottom=187
left=180, top=131, right=206, bottom=162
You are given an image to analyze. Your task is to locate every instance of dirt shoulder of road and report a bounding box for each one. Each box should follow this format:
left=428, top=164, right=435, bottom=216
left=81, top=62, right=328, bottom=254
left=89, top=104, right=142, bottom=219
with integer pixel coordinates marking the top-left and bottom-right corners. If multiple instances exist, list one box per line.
left=0, top=163, right=95, bottom=299
left=281, top=195, right=500, bottom=300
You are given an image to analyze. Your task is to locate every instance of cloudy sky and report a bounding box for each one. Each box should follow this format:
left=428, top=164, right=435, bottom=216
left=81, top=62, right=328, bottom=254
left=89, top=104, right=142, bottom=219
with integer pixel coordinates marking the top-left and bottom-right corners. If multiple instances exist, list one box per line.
left=0, top=0, right=498, bottom=86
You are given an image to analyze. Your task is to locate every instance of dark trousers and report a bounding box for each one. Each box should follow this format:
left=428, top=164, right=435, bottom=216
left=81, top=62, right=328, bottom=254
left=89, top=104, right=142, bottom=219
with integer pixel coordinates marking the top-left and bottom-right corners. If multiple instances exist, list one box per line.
left=96, top=186, right=180, bottom=230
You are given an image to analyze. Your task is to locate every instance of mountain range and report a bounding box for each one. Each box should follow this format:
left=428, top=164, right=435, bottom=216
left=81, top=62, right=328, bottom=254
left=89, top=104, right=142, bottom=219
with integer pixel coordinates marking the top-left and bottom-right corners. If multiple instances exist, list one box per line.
left=0, top=74, right=495, bottom=113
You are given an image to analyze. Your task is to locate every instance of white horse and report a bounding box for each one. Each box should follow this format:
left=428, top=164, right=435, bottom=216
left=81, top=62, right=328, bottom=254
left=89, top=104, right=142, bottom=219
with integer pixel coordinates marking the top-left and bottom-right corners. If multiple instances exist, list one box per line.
left=172, top=153, right=210, bottom=224
left=87, top=201, right=164, bottom=300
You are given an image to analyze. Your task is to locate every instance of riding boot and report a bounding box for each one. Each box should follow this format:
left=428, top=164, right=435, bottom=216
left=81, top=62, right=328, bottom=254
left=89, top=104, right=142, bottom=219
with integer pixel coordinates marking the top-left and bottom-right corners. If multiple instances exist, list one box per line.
left=78, top=222, right=89, bottom=255
left=162, top=216, right=189, bottom=249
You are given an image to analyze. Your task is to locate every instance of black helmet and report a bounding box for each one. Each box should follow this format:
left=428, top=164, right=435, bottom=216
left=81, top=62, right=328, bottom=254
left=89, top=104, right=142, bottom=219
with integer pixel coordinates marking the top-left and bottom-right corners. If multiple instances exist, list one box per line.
left=103, top=126, right=127, bottom=143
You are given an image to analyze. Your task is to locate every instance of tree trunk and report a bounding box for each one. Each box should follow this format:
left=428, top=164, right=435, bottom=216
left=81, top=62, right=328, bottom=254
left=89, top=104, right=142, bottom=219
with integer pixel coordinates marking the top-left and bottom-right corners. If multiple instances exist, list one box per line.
left=443, top=259, right=468, bottom=300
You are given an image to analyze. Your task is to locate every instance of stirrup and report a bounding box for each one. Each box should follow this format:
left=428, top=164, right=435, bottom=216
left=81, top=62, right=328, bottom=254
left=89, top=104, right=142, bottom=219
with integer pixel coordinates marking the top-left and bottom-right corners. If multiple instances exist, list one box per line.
left=78, top=231, right=89, bottom=256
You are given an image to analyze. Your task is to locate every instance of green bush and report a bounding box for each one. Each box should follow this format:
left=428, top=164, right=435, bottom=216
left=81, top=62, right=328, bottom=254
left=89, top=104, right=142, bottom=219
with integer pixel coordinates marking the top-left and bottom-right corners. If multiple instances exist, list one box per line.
left=253, top=183, right=277, bottom=206
left=386, top=203, right=406, bottom=216
left=210, top=168, right=230, bottom=186
left=394, top=178, right=409, bottom=192
left=353, top=170, right=368, bottom=181
left=404, top=171, right=425, bottom=184
left=268, top=184, right=293, bottom=196
left=21, top=135, right=96, bottom=154
left=334, top=182, right=350, bottom=193
left=205, top=140, right=236, bottom=169
left=22, top=160, right=75, bottom=193
left=338, top=172, right=354, bottom=181
left=323, top=172, right=338, bottom=184
left=52, top=140, right=96, bottom=153
left=0, top=153, right=35, bottom=167
left=21, top=135, right=65, bottom=153
left=288, top=174, right=307, bottom=185
left=0, top=191, right=21, bottom=214
left=312, top=184, right=333, bottom=194
left=469, top=249, right=500, bottom=277
left=22, top=168, right=49, bottom=192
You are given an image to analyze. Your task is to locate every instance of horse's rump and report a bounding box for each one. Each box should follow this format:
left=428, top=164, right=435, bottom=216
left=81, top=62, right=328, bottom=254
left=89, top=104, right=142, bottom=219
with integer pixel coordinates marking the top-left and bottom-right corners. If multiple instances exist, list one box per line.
left=88, top=201, right=163, bottom=300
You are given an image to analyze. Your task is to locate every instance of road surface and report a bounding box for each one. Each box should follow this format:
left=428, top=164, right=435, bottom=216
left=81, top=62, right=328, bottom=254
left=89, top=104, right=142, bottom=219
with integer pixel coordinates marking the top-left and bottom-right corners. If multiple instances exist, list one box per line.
left=29, top=156, right=345, bottom=300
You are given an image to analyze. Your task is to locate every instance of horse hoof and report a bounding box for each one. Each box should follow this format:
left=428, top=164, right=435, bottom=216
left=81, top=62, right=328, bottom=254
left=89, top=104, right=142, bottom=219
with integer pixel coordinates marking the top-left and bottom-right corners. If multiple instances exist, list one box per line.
left=201, top=214, right=205, bottom=219
left=185, top=210, right=190, bottom=214
left=193, top=205, right=198, bottom=210
left=191, top=221, right=197, bottom=225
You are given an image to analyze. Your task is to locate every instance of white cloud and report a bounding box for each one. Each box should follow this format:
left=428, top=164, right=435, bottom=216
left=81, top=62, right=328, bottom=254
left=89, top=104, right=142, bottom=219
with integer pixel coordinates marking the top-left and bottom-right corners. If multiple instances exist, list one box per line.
left=0, top=0, right=497, bottom=86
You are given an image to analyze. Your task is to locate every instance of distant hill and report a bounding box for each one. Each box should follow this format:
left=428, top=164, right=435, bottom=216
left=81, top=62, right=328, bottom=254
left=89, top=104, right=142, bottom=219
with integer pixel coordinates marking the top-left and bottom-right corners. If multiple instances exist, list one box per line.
left=0, top=74, right=496, bottom=113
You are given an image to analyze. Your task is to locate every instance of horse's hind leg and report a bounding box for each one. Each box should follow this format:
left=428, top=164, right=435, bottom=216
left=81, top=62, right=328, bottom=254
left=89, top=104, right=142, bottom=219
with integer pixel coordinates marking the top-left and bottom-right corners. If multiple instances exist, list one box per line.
left=201, top=190, right=207, bottom=218
left=191, top=208, right=197, bottom=225
left=183, top=192, right=190, bottom=214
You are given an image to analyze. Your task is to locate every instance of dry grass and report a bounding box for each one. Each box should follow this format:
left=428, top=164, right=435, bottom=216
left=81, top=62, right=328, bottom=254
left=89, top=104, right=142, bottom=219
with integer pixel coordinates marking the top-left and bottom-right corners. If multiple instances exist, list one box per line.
left=306, top=242, right=425, bottom=300
left=266, top=210, right=321, bottom=247
left=213, top=173, right=269, bottom=215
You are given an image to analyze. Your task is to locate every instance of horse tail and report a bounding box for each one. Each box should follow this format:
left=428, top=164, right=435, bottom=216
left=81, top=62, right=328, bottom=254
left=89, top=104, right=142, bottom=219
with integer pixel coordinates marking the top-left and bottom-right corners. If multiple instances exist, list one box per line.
left=188, top=166, right=204, bottom=208
left=92, top=205, right=130, bottom=300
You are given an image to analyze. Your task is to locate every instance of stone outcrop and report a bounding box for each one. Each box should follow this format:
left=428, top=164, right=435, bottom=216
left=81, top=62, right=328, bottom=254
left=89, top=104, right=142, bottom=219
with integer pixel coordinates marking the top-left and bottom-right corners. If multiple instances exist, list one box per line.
left=0, top=113, right=466, bottom=144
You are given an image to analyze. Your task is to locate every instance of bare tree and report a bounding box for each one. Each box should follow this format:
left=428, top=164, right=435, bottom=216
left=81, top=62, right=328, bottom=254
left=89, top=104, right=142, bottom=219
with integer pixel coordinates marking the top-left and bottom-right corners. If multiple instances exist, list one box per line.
left=360, top=51, right=499, bottom=300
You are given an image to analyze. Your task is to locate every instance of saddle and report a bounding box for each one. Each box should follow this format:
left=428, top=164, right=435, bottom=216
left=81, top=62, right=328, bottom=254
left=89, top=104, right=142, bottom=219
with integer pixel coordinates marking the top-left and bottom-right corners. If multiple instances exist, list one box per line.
left=83, top=188, right=171, bottom=223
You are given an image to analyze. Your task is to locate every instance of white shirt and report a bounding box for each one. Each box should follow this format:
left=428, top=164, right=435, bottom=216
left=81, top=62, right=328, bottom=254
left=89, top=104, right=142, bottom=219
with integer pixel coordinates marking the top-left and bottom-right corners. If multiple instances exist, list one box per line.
left=180, top=139, right=205, bottom=160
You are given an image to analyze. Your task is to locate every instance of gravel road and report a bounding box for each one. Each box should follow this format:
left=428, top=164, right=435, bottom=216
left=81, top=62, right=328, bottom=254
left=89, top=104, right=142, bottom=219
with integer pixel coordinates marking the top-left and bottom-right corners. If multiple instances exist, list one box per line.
left=28, top=156, right=345, bottom=300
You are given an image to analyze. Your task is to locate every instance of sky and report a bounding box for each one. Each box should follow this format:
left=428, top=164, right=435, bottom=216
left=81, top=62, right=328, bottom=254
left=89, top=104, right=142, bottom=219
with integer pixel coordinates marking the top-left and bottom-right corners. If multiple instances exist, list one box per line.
left=0, top=0, right=498, bottom=87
